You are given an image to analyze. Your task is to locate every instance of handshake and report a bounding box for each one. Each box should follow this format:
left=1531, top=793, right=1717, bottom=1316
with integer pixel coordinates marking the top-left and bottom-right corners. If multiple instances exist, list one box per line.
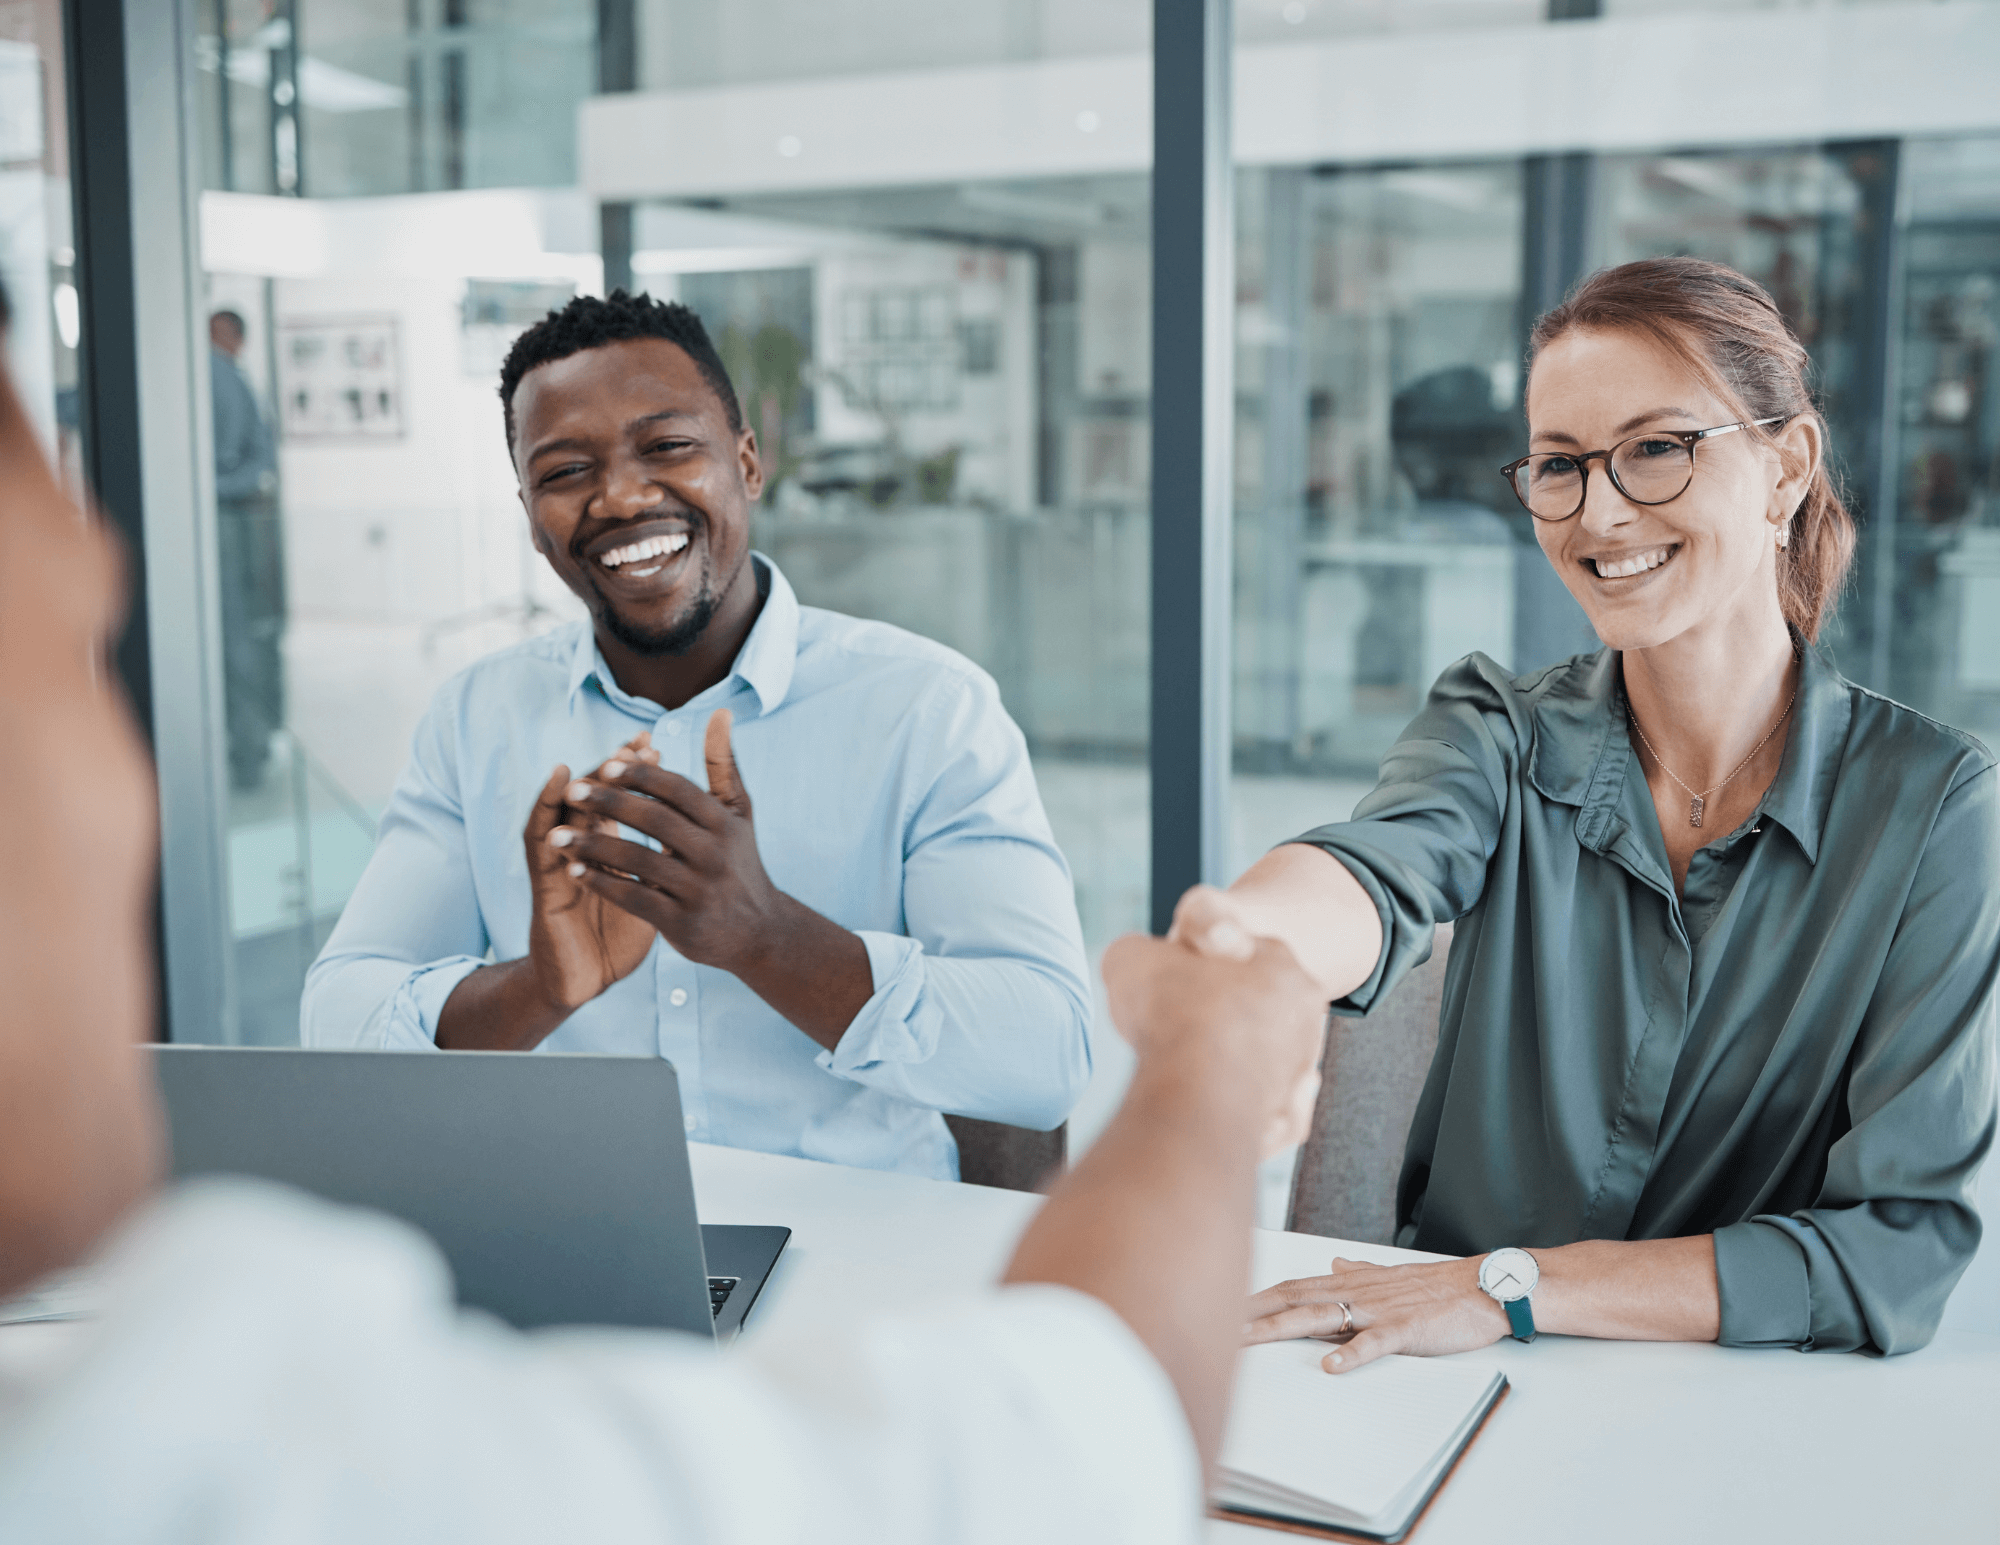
left=1105, top=884, right=1329, bottom=1162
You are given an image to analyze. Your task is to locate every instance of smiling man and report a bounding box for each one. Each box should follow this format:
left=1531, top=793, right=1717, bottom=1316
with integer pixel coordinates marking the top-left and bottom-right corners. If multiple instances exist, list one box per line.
left=302, top=292, right=1091, bottom=1178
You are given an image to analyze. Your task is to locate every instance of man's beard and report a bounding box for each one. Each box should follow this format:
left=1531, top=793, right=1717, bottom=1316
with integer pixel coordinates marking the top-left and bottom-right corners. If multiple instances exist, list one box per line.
left=597, top=564, right=722, bottom=658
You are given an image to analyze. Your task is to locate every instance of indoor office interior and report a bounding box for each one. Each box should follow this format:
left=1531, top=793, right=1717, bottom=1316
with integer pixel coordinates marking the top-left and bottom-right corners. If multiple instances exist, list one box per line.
left=5, top=0, right=2000, bottom=1536
left=115, top=0, right=1997, bottom=1223
left=19, top=7, right=2000, bottom=1217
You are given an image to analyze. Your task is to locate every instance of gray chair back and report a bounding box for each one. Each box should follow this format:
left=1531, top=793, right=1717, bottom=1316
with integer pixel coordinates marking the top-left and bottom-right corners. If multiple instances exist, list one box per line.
left=945, top=1114, right=1067, bottom=1194
left=1285, top=924, right=1452, bottom=1245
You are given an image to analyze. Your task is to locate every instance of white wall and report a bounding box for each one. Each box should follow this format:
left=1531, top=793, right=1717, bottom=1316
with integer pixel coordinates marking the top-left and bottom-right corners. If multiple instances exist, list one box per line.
left=587, top=2, right=2000, bottom=200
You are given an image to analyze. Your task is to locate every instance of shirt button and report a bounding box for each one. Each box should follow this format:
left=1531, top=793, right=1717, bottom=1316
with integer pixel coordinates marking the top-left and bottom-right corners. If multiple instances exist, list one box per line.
left=684, top=1112, right=698, bottom=1133
left=664, top=720, right=686, bottom=737
left=669, top=987, right=689, bottom=1007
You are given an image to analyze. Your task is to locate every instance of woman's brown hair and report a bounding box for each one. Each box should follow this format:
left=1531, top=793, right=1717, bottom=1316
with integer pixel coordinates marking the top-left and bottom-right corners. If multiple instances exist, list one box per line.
left=1529, top=256, right=1856, bottom=641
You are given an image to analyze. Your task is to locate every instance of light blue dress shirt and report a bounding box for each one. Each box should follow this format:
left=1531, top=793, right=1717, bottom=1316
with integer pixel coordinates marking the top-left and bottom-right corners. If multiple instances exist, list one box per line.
left=302, top=557, right=1092, bottom=1179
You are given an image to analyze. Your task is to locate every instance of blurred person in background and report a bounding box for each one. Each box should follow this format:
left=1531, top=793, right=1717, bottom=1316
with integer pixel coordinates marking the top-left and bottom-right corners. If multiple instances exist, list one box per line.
left=1177, top=257, right=1997, bottom=1367
left=209, top=307, right=285, bottom=792
left=0, top=292, right=1330, bottom=1538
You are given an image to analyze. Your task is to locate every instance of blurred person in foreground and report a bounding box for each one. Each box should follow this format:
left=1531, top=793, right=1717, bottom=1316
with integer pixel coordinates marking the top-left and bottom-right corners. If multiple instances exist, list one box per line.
left=0, top=332, right=1326, bottom=1535
left=1177, top=257, right=1997, bottom=1366
left=303, top=291, right=1090, bottom=1180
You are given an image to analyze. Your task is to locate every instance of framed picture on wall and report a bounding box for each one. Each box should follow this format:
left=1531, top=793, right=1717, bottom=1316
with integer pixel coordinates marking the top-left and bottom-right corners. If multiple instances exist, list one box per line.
left=276, top=315, right=404, bottom=441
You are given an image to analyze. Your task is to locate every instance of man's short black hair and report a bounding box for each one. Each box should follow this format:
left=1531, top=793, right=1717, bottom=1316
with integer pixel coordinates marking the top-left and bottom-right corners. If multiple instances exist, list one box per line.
left=210, top=308, right=246, bottom=332
left=498, top=289, right=743, bottom=450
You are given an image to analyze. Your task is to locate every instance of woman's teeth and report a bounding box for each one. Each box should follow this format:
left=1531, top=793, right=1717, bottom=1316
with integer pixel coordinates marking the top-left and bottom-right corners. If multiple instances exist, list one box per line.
left=599, top=532, right=690, bottom=571
left=1592, top=545, right=1676, bottom=579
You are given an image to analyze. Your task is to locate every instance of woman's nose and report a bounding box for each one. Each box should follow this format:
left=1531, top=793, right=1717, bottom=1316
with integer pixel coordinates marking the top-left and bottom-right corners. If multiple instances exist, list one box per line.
left=1576, top=460, right=1637, bottom=537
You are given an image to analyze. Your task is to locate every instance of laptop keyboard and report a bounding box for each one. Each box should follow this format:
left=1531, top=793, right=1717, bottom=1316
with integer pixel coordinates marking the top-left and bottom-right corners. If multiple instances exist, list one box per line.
left=708, top=1276, right=739, bottom=1319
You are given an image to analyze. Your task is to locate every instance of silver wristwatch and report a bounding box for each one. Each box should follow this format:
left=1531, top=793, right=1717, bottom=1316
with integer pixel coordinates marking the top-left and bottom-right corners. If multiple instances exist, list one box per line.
left=1477, top=1246, right=1540, bottom=1343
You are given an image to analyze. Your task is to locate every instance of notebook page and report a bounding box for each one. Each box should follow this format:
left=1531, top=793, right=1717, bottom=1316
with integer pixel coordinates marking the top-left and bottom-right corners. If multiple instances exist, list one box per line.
left=1217, top=1341, right=1501, bottom=1522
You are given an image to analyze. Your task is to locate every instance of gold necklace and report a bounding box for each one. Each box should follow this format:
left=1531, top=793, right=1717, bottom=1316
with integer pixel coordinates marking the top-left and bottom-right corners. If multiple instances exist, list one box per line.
left=1627, top=680, right=1799, bottom=829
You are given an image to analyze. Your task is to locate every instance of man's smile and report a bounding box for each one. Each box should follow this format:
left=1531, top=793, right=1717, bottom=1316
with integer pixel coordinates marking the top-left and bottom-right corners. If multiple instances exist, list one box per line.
left=598, top=531, right=689, bottom=577
left=579, top=518, right=699, bottom=592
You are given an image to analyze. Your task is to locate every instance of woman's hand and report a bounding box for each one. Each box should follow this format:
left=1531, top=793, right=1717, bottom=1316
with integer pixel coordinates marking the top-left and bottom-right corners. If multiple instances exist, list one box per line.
left=1166, top=885, right=1323, bottom=1158
left=1167, top=849, right=1383, bottom=1005
left=1244, top=1256, right=1512, bottom=1374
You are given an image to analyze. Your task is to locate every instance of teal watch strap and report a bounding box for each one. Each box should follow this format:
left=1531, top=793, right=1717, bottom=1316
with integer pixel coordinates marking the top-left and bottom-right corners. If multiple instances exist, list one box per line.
left=1503, top=1296, right=1537, bottom=1343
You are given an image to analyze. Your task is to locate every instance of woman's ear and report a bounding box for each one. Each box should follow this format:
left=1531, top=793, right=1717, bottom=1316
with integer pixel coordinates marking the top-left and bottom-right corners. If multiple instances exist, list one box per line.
left=1770, top=415, right=1823, bottom=533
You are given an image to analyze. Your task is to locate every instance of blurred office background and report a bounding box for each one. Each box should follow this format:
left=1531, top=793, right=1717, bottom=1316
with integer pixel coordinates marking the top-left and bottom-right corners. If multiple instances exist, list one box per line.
left=22, top=2, right=2000, bottom=1211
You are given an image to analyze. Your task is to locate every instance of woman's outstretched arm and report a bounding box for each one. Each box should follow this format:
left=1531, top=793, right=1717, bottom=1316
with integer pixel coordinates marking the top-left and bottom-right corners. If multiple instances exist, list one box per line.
left=1168, top=845, right=1384, bottom=1004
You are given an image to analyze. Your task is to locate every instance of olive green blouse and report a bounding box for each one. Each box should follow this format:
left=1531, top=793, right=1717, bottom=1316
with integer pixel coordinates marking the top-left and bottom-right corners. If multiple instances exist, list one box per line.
left=1294, top=643, right=1998, bottom=1354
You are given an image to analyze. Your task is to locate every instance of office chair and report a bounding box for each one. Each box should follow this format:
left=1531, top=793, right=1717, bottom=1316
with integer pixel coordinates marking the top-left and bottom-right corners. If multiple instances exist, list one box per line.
left=1285, top=925, right=1452, bottom=1245
left=945, top=1115, right=1067, bottom=1194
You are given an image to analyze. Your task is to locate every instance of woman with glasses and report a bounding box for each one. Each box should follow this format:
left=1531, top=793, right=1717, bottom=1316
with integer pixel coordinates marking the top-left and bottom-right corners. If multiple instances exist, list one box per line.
left=1174, top=256, right=1996, bottom=1367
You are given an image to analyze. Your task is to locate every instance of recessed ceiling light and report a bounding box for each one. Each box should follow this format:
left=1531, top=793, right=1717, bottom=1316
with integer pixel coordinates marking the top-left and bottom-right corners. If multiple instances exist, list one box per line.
left=1076, top=110, right=1100, bottom=133
left=777, top=135, right=802, bottom=157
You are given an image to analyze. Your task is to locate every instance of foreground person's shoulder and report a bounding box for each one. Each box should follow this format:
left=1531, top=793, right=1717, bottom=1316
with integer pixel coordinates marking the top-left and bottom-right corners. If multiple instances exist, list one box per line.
left=95, top=1178, right=455, bottom=1324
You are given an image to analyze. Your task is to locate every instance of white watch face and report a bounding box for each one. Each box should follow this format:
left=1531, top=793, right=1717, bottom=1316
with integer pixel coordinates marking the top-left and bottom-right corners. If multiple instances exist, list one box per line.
left=1479, top=1247, right=1539, bottom=1303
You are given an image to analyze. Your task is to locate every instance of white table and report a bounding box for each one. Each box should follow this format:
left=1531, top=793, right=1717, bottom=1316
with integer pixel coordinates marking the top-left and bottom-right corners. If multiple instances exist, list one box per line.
left=690, top=1143, right=2000, bottom=1545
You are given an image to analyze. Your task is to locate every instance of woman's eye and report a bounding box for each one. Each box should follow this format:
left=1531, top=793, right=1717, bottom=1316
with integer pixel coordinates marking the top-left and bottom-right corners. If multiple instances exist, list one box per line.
left=1535, top=456, right=1578, bottom=480
left=1632, top=439, right=1680, bottom=458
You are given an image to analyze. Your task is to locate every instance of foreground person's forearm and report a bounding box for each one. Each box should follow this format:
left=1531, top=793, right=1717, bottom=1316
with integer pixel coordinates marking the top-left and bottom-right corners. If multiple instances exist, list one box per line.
left=1003, top=1051, right=1265, bottom=1472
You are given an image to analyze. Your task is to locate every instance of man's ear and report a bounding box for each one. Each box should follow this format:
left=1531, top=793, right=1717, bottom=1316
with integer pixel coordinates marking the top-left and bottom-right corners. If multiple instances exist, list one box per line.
left=738, top=428, right=765, bottom=501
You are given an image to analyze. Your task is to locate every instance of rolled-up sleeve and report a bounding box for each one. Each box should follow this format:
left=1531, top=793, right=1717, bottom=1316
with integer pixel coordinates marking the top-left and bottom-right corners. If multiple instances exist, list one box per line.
left=1291, top=655, right=1520, bottom=1015
left=1717, top=765, right=2000, bottom=1354
left=815, top=669, right=1092, bottom=1131
left=300, top=694, right=489, bottom=1050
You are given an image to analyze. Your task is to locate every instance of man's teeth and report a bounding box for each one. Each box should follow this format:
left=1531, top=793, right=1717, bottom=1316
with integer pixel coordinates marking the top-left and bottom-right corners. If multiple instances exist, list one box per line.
left=1593, top=545, right=1675, bottom=579
left=599, top=532, right=690, bottom=569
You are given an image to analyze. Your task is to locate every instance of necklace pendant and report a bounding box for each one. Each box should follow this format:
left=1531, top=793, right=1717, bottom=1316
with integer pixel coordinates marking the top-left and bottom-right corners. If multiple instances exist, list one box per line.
left=1689, top=796, right=1705, bottom=828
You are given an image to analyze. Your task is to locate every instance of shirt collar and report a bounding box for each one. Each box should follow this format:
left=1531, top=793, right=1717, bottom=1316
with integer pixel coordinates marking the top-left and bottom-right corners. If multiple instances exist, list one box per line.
left=564, top=552, right=801, bottom=718
left=1527, top=636, right=1852, bottom=865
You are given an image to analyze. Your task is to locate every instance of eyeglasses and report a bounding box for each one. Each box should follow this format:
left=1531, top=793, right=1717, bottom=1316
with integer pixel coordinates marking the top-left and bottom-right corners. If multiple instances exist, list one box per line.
left=1498, top=417, right=1790, bottom=522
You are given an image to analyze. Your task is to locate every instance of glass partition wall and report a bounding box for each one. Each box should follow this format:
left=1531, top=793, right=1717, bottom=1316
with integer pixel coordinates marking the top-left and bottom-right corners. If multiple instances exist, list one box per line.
left=1231, top=161, right=1534, bottom=860
left=166, top=0, right=1161, bottom=1166
left=3, top=2, right=79, bottom=483
left=1230, top=135, right=2000, bottom=841
left=616, top=185, right=1157, bottom=1146
left=104, top=0, right=2000, bottom=1213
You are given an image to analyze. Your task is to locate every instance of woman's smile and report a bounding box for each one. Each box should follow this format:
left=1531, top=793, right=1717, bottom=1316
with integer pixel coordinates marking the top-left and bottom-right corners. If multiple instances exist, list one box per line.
left=1582, top=542, right=1683, bottom=582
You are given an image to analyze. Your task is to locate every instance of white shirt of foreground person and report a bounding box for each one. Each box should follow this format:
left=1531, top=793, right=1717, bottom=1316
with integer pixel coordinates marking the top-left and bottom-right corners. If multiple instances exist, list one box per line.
left=301, top=556, right=1091, bottom=1180
left=0, top=1181, right=1198, bottom=1544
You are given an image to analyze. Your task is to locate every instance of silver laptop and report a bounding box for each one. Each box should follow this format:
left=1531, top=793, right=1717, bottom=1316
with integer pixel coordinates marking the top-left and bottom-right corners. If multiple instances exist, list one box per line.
left=148, top=1047, right=788, bottom=1342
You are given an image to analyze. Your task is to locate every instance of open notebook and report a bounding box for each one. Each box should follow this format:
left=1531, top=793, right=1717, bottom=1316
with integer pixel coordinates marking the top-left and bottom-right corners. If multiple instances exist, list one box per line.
left=1212, top=1341, right=1508, bottom=1542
